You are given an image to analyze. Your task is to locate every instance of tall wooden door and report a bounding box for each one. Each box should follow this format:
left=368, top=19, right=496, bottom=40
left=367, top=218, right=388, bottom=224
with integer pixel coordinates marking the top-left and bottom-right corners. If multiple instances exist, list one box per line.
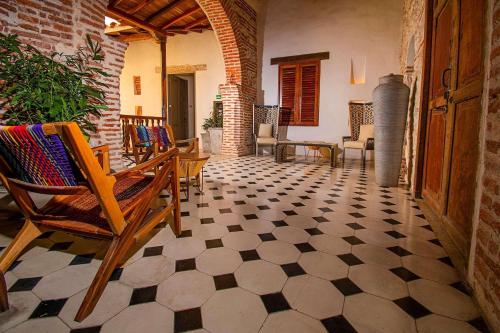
left=422, top=0, right=485, bottom=258
left=168, top=75, right=189, bottom=140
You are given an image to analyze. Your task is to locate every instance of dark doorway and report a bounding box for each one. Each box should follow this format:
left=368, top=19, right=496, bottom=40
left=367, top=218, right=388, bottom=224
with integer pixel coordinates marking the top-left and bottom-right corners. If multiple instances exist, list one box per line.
left=168, top=74, right=195, bottom=140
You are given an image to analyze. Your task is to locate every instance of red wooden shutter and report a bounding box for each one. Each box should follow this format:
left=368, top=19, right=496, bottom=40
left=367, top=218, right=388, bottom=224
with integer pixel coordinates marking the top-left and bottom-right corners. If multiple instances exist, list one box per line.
left=298, top=62, right=320, bottom=126
left=279, top=61, right=320, bottom=126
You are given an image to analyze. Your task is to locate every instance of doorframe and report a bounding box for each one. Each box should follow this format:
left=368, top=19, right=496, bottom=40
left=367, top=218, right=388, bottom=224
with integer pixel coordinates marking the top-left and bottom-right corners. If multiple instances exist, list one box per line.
left=167, top=73, right=196, bottom=139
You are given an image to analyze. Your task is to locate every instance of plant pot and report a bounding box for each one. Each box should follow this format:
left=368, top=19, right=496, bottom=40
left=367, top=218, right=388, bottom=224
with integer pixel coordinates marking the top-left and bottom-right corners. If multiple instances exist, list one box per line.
left=373, top=74, right=410, bottom=187
left=201, top=132, right=211, bottom=153
left=208, top=127, right=223, bottom=154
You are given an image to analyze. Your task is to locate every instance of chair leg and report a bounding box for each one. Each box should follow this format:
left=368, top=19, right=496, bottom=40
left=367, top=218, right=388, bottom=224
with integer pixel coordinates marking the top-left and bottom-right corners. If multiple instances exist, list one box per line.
left=0, top=271, right=8, bottom=312
left=0, top=219, right=42, bottom=273
left=342, top=148, right=346, bottom=164
left=255, top=143, right=259, bottom=156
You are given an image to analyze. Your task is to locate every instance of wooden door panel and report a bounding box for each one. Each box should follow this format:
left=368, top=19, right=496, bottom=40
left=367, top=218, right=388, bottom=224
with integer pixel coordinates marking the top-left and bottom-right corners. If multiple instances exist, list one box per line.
left=423, top=111, right=447, bottom=206
left=430, top=1, right=453, bottom=100
left=299, top=63, right=319, bottom=126
left=457, top=0, right=483, bottom=88
left=446, top=97, right=481, bottom=240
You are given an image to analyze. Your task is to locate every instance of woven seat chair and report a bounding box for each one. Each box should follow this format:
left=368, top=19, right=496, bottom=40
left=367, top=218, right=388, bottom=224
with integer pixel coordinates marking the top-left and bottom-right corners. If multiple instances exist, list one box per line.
left=129, top=124, right=198, bottom=164
left=0, top=122, right=181, bottom=322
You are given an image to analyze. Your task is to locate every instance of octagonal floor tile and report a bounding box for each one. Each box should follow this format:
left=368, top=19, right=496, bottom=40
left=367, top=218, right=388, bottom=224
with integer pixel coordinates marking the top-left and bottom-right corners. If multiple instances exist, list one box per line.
left=202, top=288, right=267, bottom=333
left=235, top=260, right=287, bottom=295
left=196, top=247, right=242, bottom=276
left=163, top=237, right=206, bottom=260
left=402, top=255, right=459, bottom=284
left=13, top=251, right=74, bottom=278
left=120, top=256, right=175, bottom=288
left=257, top=240, right=301, bottom=265
left=260, top=310, right=327, bottom=333
left=213, top=213, right=244, bottom=226
left=101, top=302, right=174, bottom=333
left=317, top=222, right=354, bottom=237
left=397, top=238, right=447, bottom=259
left=272, top=226, right=310, bottom=244
left=5, top=317, right=69, bottom=333
left=0, top=291, right=40, bottom=332
left=308, top=234, right=351, bottom=255
left=222, top=231, right=261, bottom=251
left=59, top=282, right=132, bottom=329
left=284, top=215, right=318, bottom=229
left=344, top=293, right=417, bottom=333
left=351, top=243, right=401, bottom=269
left=416, top=314, right=480, bottom=333
left=349, top=264, right=408, bottom=300
left=283, top=275, right=343, bottom=320
left=299, top=251, right=348, bottom=280
left=157, top=270, right=215, bottom=311
left=408, top=279, right=480, bottom=320
left=192, top=223, right=228, bottom=240
left=355, top=229, right=399, bottom=248
left=241, top=220, right=275, bottom=234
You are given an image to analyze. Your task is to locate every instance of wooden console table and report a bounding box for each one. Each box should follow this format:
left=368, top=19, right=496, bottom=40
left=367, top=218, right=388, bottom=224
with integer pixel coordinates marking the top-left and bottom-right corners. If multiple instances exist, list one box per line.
left=275, top=140, right=338, bottom=167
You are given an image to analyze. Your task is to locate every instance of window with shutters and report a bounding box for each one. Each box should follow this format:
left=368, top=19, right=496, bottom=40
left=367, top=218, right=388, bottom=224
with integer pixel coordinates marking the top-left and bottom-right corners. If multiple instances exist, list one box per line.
left=279, top=61, right=320, bottom=126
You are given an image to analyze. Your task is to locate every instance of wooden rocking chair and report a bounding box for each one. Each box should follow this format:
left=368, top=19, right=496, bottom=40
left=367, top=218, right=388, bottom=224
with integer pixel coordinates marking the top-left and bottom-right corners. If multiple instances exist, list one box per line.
left=128, top=124, right=198, bottom=164
left=0, top=122, right=181, bottom=322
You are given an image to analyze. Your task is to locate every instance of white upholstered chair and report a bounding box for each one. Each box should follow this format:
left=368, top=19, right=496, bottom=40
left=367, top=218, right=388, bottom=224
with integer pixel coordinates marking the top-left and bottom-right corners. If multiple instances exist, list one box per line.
left=255, top=123, right=277, bottom=156
left=342, top=124, right=375, bottom=164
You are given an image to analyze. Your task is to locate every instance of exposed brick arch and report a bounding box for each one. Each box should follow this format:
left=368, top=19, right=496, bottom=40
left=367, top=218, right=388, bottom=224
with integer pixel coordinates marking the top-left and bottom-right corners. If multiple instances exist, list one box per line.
left=196, top=0, right=257, bottom=156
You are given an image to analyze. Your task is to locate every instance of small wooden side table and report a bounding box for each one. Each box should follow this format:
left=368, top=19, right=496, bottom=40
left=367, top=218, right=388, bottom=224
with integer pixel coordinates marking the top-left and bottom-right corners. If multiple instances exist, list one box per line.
left=178, top=152, right=210, bottom=200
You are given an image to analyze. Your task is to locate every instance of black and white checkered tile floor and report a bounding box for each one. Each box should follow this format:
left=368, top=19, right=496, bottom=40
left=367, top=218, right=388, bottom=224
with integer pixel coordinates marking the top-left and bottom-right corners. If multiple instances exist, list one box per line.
left=0, top=156, right=490, bottom=332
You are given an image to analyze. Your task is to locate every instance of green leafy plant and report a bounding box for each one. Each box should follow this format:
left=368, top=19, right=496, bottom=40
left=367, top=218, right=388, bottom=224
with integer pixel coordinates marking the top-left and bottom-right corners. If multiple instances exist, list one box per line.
left=0, top=33, right=109, bottom=135
left=202, top=108, right=223, bottom=131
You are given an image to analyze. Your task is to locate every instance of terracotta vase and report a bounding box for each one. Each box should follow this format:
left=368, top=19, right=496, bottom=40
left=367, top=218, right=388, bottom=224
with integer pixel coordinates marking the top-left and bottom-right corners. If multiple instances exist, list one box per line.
left=373, top=74, right=410, bottom=187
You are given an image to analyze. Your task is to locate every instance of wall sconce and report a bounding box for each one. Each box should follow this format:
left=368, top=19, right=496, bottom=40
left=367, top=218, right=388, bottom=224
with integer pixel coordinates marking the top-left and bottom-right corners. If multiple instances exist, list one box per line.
left=350, top=56, right=366, bottom=85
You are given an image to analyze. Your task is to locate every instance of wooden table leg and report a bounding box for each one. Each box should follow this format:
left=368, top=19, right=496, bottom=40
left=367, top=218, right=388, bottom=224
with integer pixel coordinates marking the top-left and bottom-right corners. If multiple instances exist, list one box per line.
left=0, top=272, right=8, bottom=312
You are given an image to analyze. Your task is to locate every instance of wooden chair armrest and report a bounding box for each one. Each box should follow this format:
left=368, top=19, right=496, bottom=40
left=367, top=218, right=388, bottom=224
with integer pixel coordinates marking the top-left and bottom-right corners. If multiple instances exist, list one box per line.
left=176, top=138, right=199, bottom=153
left=91, top=145, right=110, bottom=175
left=115, top=147, right=179, bottom=176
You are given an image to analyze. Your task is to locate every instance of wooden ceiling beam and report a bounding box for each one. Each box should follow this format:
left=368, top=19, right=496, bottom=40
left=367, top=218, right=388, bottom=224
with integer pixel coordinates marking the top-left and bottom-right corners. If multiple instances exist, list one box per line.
left=107, top=5, right=166, bottom=37
left=184, top=16, right=209, bottom=30
left=127, top=0, right=155, bottom=14
left=161, top=7, right=202, bottom=29
left=166, top=24, right=211, bottom=34
left=118, top=32, right=152, bottom=42
left=146, top=0, right=187, bottom=23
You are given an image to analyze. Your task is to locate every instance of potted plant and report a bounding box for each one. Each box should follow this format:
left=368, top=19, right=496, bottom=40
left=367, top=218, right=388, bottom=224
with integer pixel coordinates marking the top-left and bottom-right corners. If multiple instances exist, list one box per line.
left=201, top=105, right=223, bottom=154
left=0, top=33, right=109, bottom=138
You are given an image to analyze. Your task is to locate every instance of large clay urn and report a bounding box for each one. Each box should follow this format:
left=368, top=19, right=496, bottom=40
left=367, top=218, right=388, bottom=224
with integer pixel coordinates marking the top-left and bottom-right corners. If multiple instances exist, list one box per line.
left=373, top=74, right=410, bottom=187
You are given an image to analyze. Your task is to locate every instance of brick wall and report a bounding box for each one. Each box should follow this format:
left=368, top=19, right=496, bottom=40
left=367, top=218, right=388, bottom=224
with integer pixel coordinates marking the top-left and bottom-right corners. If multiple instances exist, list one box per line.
left=472, top=0, right=500, bottom=330
left=0, top=0, right=127, bottom=170
left=197, top=0, right=257, bottom=156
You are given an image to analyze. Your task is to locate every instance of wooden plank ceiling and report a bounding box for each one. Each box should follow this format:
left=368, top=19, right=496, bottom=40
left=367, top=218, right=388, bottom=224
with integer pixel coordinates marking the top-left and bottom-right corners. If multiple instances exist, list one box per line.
left=106, top=0, right=211, bottom=41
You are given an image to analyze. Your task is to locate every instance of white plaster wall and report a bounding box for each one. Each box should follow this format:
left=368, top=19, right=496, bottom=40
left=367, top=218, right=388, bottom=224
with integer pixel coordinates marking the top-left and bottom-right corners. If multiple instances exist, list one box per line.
left=120, top=31, right=226, bottom=137
left=261, top=0, right=403, bottom=157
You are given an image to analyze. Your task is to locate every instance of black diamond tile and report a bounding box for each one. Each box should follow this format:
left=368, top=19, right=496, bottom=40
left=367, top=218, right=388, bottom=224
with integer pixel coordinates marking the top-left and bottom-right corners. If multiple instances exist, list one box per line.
left=268, top=198, right=279, bottom=202
left=468, top=317, right=491, bottom=333
left=281, top=263, right=306, bottom=277
left=324, top=200, right=336, bottom=204
left=272, top=220, right=288, bottom=227
left=234, top=200, right=246, bottom=205
left=200, top=217, right=215, bottom=224
left=197, top=203, right=209, bottom=208
left=292, top=202, right=305, bottom=207
left=421, top=224, right=433, bottom=231
left=49, top=242, right=73, bottom=251
left=206, top=239, right=224, bottom=249
left=351, top=204, right=365, bottom=209
left=219, top=208, right=232, bottom=214
left=30, top=298, right=67, bottom=318
left=176, top=258, right=196, bottom=272
left=130, top=285, right=157, bottom=305
left=450, top=281, right=471, bottom=295
left=313, top=216, right=329, bottom=223
left=213, top=196, right=224, bottom=200
left=337, top=253, right=363, bottom=266
left=244, top=214, right=258, bottom=220
left=259, top=233, right=276, bottom=241
left=247, top=194, right=257, bottom=198
left=429, top=238, right=442, bottom=247
left=305, top=228, right=323, bottom=235
left=342, top=236, right=364, bottom=245
left=69, top=253, right=96, bottom=265
left=213, top=273, right=237, bottom=290
left=390, top=267, right=420, bottom=281
left=416, top=213, right=426, bottom=219
left=349, top=212, right=365, bottom=218
left=9, top=276, right=42, bottom=292
left=381, top=201, right=395, bottom=206
left=322, top=315, right=357, bottom=333
left=257, top=205, right=270, bottom=210
left=181, top=211, right=190, bottom=217
left=261, top=292, right=291, bottom=313
left=346, top=223, right=365, bottom=230
left=227, top=225, right=243, bottom=232
left=331, top=278, right=362, bottom=296
left=175, top=307, right=203, bottom=332
left=385, top=231, right=406, bottom=239
left=383, top=218, right=402, bottom=225
left=382, top=209, right=397, bottom=214
left=143, top=246, right=163, bottom=257
left=240, top=250, right=260, bottom=261
left=179, top=230, right=192, bottom=238
left=283, top=210, right=297, bottom=216
left=319, top=207, right=333, bottom=213
left=70, top=326, right=101, bottom=333
left=37, top=231, right=55, bottom=239
left=394, top=296, right=431, bottom=319
left=295, top=243, right=316, bottom=253
left=109, top=267, right=123, bottom=281
left=387, top=246, right=412, bottom=256
left=438, top=256, right=454, bottom=267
